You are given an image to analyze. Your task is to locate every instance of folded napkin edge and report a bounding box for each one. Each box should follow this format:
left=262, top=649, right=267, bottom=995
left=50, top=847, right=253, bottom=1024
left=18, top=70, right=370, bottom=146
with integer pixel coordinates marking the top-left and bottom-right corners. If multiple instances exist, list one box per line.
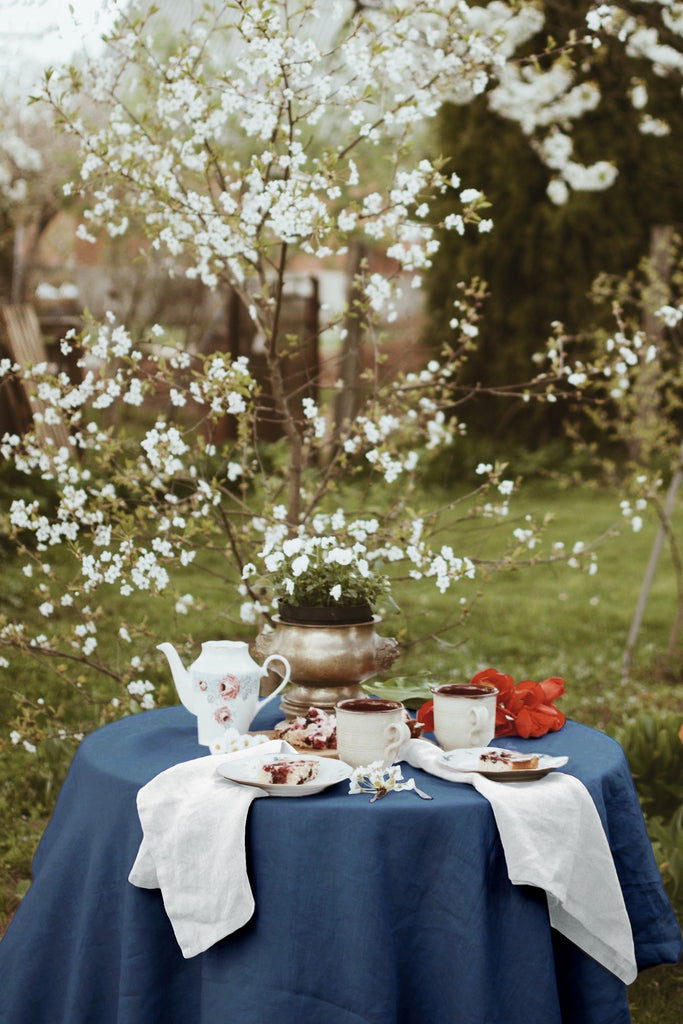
left=401, top=738, right=637, bottom=986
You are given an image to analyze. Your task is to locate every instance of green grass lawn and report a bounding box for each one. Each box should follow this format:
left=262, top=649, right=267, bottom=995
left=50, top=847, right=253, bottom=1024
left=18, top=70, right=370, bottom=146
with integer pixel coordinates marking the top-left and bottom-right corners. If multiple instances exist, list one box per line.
left=1, top=479, right=681, bottom=1018
left=378, top=480, right=683, bottom=726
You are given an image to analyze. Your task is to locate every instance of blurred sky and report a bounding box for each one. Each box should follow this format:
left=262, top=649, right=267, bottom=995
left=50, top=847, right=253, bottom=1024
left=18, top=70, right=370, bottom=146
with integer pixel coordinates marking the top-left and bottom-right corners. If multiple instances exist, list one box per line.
left=2, top=0, right=125, bottom=90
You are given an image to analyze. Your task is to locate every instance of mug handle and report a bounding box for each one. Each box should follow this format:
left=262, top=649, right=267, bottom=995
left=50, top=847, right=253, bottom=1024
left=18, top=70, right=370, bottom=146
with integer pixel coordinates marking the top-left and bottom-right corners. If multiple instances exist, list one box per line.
left=468, top=704, right=489, bottom=743
left=383, top=721, right=411, bottom=765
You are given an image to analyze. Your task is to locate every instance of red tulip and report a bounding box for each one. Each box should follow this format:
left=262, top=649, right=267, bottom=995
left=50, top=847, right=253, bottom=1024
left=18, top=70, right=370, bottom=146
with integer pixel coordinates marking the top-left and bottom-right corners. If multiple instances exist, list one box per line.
left=470, top=667, right=515, bottom=699
left=469, top=669, right=566, bottom=739
left=416, top=700, right=434, bottom=732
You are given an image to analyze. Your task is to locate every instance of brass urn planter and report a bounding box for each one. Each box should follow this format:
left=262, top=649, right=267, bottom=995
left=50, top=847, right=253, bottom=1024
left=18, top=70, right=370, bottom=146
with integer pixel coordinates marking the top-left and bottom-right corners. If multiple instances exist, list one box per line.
left=252, top=614, right=400, bottom=719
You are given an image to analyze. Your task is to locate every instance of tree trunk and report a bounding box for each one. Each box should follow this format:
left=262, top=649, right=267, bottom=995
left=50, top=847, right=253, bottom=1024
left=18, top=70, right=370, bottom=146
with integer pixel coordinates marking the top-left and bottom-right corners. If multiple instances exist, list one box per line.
left=622, top=443, right=683, bottom=678
left=11, top=203, right=59, bottom=305
left=628, top=224, right=673, bottom=462
left=10, top=225, right=26, bottom=305
left=622, top=225, right=676, bottom=677
left=335, top=239, right=367, bottom=432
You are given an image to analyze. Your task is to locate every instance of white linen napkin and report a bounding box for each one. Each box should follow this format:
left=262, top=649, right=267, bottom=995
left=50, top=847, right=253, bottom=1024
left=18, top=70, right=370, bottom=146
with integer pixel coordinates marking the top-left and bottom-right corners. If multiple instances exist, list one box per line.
left=129, top=739, right=291, bottom=959
left=402, top=739, right=637, bottom=985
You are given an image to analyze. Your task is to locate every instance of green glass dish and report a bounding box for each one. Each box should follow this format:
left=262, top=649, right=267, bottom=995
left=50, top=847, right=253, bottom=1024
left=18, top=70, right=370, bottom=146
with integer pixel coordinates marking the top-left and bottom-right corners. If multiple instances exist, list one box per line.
left=361, top=675, right=436, bottom=709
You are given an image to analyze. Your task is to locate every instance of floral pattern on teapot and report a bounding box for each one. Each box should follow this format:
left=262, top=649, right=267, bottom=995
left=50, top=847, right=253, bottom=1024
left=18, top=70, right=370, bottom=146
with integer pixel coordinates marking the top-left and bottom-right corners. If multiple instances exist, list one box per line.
left=196, top=670, right=261, bottom=729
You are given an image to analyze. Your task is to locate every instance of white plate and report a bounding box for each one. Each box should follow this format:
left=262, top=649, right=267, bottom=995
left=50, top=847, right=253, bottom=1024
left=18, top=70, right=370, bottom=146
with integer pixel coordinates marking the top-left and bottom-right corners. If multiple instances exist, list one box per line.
left=216, top=753, right=352, bottom=797
left=438, top=746, right=569, bottom=782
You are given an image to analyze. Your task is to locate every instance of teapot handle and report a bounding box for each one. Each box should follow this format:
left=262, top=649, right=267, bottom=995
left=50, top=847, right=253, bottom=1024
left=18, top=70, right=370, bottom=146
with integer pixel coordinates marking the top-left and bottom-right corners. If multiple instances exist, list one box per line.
left=258, top=654, right=291, bottom=706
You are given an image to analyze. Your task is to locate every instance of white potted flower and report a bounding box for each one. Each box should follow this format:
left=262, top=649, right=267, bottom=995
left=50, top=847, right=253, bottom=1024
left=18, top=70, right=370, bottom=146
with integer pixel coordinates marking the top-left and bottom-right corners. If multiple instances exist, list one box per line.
left=249, top=522, right=399, bottom=716
left=260, top=535, right=391, bottom=625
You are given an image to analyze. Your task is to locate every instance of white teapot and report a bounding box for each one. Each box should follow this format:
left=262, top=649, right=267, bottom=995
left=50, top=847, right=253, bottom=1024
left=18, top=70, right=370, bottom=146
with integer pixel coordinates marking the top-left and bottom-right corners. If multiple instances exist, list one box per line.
left=157, top=640, right=290, bottom=748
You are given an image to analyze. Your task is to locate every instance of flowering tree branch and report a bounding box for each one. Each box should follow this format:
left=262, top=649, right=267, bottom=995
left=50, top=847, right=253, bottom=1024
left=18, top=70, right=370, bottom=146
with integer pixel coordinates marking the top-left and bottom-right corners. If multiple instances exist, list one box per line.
left=2, top=0, right=680, bottom=751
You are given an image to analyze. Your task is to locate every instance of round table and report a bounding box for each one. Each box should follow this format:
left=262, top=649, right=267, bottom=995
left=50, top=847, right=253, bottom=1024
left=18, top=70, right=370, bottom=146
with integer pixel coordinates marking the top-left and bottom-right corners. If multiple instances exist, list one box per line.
left=0, top=704, right=679, bottom=1024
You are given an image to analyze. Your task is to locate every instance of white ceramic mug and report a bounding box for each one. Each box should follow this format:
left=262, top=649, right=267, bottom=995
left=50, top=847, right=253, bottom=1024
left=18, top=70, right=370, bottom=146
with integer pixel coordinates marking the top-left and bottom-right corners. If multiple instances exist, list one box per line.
left=335, top=698, right=410, bottom=768
left=431, top=683, right=498, bottom=750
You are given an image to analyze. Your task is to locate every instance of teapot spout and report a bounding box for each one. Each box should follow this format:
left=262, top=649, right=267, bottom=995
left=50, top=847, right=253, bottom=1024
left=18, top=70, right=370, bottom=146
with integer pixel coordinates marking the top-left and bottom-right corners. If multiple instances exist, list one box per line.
left=156, top=642, right=195, bottom=713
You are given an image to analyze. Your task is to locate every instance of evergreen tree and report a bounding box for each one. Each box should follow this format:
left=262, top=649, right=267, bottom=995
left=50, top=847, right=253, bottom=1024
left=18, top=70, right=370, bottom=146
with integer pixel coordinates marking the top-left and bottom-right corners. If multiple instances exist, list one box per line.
left=426, top=0, right=683, bottom=448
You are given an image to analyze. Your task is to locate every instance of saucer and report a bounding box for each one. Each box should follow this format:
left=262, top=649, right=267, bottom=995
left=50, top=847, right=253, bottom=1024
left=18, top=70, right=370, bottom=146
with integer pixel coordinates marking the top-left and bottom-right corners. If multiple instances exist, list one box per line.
left=217, top=753, right=352, bottom=797
left=438, top=746, right=569, bottom=782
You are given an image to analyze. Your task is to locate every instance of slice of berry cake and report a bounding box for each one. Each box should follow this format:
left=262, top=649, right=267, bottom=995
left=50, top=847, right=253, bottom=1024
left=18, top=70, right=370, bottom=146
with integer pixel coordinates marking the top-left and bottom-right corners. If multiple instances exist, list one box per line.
left=256, top=756, right=320, bottom=785
left=478, top=750, right=539, bottom=772
left=274, top=707, right=337, bottom=750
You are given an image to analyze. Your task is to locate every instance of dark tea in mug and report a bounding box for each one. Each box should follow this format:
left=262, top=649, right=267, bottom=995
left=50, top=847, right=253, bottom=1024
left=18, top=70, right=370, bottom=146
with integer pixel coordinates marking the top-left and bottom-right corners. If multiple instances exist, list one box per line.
left=432, top=683, right=497, bottom=699
left=336, top=698, right=402, bottom=713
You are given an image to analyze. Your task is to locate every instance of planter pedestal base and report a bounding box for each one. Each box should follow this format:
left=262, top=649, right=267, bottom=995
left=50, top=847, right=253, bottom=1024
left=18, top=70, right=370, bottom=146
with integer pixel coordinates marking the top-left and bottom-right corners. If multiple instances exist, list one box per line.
left=279, top=681, right=363, bottom=719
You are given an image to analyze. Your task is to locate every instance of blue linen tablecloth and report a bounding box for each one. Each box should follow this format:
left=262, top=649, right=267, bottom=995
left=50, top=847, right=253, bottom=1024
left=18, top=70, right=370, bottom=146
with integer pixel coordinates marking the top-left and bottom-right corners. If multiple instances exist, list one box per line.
left=0, top=703, right=679, bottom=1024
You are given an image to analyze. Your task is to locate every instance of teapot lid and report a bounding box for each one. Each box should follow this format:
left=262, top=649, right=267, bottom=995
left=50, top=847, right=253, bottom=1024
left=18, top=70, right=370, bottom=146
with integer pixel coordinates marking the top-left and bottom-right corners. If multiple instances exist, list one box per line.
left=201, top=640, right=248, bottom=648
